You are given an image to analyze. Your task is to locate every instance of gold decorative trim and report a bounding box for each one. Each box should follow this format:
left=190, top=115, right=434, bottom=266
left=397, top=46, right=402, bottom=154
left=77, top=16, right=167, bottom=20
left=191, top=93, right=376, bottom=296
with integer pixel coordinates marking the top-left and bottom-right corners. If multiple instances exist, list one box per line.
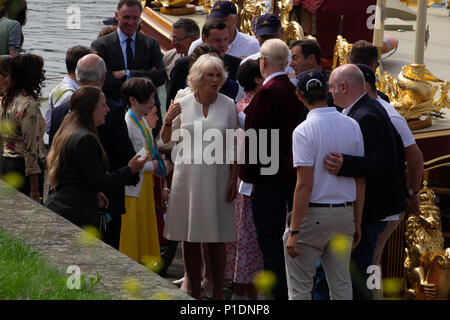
left=413, top=129, right=450, bottom=140
left=423, top=154, right=450, bottom=167
left=142, top=7, right=172, bottom=39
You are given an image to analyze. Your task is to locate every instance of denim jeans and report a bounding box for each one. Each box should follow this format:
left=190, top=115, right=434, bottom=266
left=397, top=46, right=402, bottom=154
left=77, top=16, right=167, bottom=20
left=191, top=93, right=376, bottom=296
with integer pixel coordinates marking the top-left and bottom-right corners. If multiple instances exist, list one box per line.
left=350, top=220, right=387, bottom=300
left=313, top=261, right=330, bottom=300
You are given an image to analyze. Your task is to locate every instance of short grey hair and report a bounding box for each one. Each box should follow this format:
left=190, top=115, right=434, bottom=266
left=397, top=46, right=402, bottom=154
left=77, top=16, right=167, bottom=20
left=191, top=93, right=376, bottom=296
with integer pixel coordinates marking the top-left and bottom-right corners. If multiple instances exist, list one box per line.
left=187, top=55, right=228, bottom=93
left=260, top=38, right=289, bottom=68
left=172, top=18, right=200, bottom=39
left=75, top=55, right=106, bottom=83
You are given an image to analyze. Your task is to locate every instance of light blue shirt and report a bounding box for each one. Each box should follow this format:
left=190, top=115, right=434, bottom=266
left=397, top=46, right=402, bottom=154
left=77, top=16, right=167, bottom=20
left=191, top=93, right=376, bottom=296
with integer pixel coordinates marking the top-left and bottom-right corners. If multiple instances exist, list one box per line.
left=117, top=27, right=136, bottom=79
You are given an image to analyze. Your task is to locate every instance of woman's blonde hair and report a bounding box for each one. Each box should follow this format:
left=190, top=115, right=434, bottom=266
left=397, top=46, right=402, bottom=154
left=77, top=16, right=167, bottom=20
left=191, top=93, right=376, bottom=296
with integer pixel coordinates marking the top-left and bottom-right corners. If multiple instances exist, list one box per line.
left=187, top=54, right=227, bottom=93
left=47, top=86, right=107, bottom=189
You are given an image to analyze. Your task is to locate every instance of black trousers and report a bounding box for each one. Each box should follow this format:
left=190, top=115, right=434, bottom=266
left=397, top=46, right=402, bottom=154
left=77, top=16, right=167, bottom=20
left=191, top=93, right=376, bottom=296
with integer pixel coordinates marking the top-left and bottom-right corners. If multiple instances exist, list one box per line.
left=101, top=213, right=122, bottom=250
left=251, top=183, right=291, bottom=300
left=159, top=240, right=179, bottom=276
left=1, top=157, right=44, bottom=203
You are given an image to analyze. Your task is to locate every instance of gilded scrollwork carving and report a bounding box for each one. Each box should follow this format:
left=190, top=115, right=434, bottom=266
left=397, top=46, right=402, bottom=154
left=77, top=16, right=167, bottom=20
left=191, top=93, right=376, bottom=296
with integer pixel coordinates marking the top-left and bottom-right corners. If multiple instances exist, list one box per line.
left=404, top=181, right=450, bottom=299
left=277, top=0, right=304, bottom=43
left=331, top=35, right=448, bottom=125
left=332, top=35, right=352, bottom=70
left=202, top=0, right=215, bottom=14
left=389, top=64, right=441, bottom=120
left=240, top=0, right=268, bottom=36
left=433, top=81, right=450, bottom=112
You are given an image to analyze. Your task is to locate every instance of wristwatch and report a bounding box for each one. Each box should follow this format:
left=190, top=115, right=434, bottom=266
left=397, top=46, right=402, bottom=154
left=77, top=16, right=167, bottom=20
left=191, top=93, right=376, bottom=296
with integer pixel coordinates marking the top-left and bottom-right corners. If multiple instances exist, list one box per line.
left=289, top=229, right=300, bottom=236
left=408, top=188, right=419, bottom=196
left=122, top=70, right=129, bottom=80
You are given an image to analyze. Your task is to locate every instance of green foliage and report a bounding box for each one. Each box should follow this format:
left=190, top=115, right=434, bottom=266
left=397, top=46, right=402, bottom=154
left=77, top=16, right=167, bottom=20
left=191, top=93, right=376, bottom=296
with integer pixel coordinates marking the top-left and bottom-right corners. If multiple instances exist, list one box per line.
left=0, top=229, right=112, bottom=300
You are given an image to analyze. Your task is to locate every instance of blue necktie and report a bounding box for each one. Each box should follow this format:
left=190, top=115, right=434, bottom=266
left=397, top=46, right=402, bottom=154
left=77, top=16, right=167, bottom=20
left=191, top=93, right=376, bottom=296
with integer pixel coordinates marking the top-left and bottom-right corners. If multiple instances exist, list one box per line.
left=126, top=38, right=135, bottom=70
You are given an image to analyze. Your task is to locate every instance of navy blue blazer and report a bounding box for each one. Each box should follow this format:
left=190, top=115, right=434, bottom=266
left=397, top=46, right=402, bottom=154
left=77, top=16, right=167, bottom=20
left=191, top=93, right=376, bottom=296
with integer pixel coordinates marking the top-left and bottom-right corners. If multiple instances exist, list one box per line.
left=339, top=94, right=407, bottom=223
left=49, top=101, right=70, bottom=147
left=91, top=30, right=166, bottom=101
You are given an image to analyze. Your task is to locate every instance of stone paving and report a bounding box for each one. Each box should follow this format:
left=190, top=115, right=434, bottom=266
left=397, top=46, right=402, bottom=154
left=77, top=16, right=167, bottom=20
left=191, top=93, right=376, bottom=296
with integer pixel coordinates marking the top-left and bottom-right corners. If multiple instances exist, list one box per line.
left=0, top=180, right=192, bottom=300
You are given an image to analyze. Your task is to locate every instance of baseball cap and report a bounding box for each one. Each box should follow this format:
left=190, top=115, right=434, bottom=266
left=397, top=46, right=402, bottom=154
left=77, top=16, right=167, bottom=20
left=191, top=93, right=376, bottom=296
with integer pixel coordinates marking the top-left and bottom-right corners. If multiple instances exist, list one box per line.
left=356, top=63, right=376, bottom=86
left=297, top=69, right=328, bottom=92
left=207, top=1, right=237, bottom=19
left=255, top=14, right=281, bottom=37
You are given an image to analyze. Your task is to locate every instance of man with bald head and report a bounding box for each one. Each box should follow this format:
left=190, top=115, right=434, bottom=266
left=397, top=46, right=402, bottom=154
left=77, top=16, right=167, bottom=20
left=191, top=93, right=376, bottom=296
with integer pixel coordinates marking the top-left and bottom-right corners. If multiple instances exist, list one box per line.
left=49, top=53, right=137, bottom=250
left=49, top=53, right=107, bottom=144
left=326, top=64, right=407, bottom=300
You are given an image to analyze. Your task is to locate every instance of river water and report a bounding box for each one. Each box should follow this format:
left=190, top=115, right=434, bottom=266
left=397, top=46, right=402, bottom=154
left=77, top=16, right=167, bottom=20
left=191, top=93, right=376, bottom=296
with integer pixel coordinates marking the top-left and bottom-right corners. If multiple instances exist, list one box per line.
left=22, top=0, right=119, bottom=99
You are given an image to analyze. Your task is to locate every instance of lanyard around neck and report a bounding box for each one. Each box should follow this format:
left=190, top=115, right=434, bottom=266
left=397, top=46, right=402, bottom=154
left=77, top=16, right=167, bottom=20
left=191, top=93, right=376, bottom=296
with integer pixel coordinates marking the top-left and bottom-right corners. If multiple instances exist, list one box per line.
left=127, top=109, right=166, bottom=177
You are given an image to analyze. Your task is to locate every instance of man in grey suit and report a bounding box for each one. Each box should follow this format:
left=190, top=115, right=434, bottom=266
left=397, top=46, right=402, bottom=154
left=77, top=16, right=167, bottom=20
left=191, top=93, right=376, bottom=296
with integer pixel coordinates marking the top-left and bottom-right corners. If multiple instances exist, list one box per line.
left=91, top=0, right=166, bottom=102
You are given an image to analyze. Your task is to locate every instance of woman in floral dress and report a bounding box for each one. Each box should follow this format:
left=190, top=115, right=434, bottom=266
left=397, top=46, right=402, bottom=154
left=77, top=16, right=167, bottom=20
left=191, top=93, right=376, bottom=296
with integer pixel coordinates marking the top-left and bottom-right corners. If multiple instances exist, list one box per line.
left=0, top=54, right=46, bottom=202
left=225, top=59, right=265, bottom=300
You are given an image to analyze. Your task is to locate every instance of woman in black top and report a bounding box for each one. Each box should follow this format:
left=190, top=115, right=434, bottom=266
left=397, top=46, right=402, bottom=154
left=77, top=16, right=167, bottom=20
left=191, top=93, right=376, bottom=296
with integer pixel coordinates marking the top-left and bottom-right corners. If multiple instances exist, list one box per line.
left=46, top=86, right=147, bottom=228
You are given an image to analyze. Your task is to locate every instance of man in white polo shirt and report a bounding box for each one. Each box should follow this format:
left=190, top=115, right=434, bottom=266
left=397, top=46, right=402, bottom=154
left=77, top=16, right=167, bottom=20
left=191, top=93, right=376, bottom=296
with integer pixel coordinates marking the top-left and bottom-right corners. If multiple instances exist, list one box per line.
left=284, top=70, right=365, bottom=300
left=188, top=1, right=259, bottom=59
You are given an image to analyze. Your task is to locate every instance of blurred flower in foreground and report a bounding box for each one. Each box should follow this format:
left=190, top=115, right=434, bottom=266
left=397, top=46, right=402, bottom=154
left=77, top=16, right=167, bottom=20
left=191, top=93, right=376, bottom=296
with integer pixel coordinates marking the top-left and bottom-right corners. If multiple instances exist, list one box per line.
left=79, top=226, right=102, bottom=246
left=329, top=233, right=351, bottom=255
left=142, top=255, right=163, bottom=274
left=2, top=172, right=24, bottom=190
left=0, top=119, right=16, bottom=136
left=151, top=291, right=173, bottom=300
left=253, top=270, right=276, bottom=299
left=383, top=277, right=402, bottom=298
left=123, top=277, right=142, bottom=300
left=329, top=233, right=352, bottom=263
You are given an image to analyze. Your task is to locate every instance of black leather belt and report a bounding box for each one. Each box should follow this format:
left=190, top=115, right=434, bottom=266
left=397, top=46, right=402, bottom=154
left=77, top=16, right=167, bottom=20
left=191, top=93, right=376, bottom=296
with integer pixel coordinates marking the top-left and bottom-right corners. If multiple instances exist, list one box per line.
left=309, top=202, right=353, bottom=208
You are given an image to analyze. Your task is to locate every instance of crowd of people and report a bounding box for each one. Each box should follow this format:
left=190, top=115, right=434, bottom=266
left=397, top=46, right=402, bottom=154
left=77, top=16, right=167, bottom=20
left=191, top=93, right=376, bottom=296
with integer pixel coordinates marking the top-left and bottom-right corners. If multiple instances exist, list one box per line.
left=0, top=0, right=424, bottom=301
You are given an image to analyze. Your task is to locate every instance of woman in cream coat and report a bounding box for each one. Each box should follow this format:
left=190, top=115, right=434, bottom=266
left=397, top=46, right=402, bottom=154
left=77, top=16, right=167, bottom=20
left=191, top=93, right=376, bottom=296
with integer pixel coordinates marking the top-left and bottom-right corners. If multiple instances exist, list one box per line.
left=161, top=55, right=238, bottom=299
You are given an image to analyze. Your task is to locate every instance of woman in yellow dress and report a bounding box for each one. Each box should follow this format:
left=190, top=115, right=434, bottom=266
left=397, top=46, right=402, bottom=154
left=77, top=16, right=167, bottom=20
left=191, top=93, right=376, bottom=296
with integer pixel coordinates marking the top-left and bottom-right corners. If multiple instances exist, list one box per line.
left=119, top=77, right=166, bottom=267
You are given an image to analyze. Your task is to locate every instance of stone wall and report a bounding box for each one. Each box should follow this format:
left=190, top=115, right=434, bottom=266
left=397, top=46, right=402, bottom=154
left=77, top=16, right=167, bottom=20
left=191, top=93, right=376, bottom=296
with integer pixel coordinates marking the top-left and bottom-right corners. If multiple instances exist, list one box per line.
left=0, top=180, right=192, bottom=300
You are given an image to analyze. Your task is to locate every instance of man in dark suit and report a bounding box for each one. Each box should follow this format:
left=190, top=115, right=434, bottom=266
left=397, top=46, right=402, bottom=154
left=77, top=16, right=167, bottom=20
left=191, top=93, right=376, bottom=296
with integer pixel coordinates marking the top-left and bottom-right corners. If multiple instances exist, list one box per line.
left=327, top=64, right=407, bottom=299
left=91, top=0, right=166, bottom=132
left=239, top=39, right=307, bottom=300
left=166, top=18, right=241, bottom=110
left=49, top=53, right=137, bottom=250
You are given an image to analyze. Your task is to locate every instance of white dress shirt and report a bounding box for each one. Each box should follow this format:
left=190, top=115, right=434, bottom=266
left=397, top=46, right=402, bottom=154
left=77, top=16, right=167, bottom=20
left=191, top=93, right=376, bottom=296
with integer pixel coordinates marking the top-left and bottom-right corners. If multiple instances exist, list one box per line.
left=376, top=96, right=415, bottom=148
left=188, top=29, right=260, bottom=59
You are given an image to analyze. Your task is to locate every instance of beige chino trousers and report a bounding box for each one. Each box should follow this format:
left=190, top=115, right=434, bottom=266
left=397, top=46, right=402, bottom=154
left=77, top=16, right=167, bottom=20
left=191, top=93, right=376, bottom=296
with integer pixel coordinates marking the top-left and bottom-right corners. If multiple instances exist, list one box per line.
left=283, top=206, right=355, bottom=300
